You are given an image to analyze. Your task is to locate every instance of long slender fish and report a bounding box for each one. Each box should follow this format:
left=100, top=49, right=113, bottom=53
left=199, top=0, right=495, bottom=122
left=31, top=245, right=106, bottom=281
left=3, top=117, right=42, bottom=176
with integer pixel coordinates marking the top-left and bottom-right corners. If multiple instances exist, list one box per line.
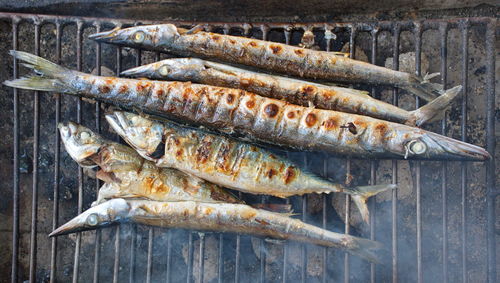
left=90, top=24, right=446, bottom=101
left=58, top=122, right=241, bottom=205
left=106, top=111, right=394, bottom=222
left=122, top=58, right=461, bottom=126
left=49, top=198, right=383, bottom=263
left=4, top=51, right=490, bottom=162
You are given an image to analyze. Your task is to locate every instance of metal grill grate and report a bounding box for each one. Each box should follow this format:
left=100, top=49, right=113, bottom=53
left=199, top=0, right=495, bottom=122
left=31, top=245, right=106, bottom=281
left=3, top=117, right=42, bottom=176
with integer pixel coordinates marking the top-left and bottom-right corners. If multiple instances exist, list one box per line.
left=2, top=12, right=497, bottom=283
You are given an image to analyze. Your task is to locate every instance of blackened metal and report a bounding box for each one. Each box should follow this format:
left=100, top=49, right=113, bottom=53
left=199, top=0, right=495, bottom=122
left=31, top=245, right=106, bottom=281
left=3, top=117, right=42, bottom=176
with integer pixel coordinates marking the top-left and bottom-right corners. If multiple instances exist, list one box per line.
left=439, top=22, right=449, bottom=283
left=218, top=234, right=223, bottom=283
left=113, top=226, right=121, bottom=283
left=128, top=48, right=141, bottom=283
left=113, top=45, right=122, bottom=283
left=166, top=230, right=172, bottom=283
left=72, top=19, right=84, bottom=283
left=235, top=232, right=241, bottom=283
left=391, top=23, right=400, bottom=283
left=414, top=22, right=423, bottom=283
left=187, top=232, right=194, bottom=283
left=10, top=16, right=19, bottom=283
left=146, top=228, right=154, bottom=283
left=93, top=21, right=102, bottom=283
left=198, top=233, right=206, bottom=283
left=485, top=19, right=497, bottom=283
left=344, top=25, right=356, bottom=283
left=460, top=20, right=469, bottom=283
left=28, top=19, right=41, bottom=283
left=50, top=20, right=62, bottom=283
left=369, top=26, right=379, bottom=283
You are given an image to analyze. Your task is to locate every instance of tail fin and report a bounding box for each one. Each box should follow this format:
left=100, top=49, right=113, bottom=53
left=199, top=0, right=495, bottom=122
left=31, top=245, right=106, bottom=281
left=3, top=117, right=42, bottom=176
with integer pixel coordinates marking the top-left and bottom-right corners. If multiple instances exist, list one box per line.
left=409, top=85, right=462, bottom=126
left=404, top=73, right=443, bottom=102
left=3, top=50, right=71, bottom=92
left=347, top=236, right=383, bottom=263
left=349, top=184, right=397, bottom=223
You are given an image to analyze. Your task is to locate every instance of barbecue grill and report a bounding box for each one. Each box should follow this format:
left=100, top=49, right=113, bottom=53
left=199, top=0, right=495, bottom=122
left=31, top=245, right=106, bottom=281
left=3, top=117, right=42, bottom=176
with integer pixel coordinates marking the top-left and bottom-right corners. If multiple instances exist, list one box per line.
left=0, top=6, right=497, bottom=283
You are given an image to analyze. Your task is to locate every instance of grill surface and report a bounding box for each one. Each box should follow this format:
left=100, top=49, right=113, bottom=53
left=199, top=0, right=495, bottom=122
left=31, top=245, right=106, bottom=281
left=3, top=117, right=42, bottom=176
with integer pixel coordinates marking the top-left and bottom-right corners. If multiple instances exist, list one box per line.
left=0, top=12, right=497, bottom=283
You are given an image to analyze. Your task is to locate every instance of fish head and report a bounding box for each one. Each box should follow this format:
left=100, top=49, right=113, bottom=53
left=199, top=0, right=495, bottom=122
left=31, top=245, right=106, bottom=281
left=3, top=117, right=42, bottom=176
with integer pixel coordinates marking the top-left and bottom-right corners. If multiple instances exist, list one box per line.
left=49, top=198, right=130, bottom=237
left=105, top=111, right=164, bottom=161
left=58, top=122, right=105, bottom=167
left=396, top=130, right=491, bottom=161
left=89, top=24, right=180, bottom=49
left=121, top=58, right=206, bottom=80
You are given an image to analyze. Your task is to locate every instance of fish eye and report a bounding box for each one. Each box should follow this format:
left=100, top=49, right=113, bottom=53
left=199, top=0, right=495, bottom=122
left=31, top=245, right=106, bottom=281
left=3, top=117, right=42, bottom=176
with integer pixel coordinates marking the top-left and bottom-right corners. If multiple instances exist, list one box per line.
left=158, top=65, right=170, bottom=76
left=79, top=131, right=91, bottom=140
left=408, top=140, right=427, bottom=155
left=133, top=31, right=145, bottom=43
left=86, top=213, right=99, bottom=226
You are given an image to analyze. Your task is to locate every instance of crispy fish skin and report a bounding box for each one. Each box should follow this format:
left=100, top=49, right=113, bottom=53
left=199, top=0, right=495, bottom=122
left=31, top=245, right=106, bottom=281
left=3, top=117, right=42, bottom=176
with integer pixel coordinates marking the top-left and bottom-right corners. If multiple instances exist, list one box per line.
left=90, top=24, right=443, bottom=101
left=106, top=111, right=395, bottom=223
left=58, top=122, right=240, bottom=205
left=4, top=51, right=491, bottom=162
left=49, top=198, right=383, bottom=263
left=122, top=58, right=462, bottom=126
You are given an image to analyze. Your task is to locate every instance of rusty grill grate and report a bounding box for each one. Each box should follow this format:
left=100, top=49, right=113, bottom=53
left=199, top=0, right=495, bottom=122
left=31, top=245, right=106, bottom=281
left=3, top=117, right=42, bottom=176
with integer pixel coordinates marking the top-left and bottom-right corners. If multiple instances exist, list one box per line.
left=2, top=12, right=497, bottom=283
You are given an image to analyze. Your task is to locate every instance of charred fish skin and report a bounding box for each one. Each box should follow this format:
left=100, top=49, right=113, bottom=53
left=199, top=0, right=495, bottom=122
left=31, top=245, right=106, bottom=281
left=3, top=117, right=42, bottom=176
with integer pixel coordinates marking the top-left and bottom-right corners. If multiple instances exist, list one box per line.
left=5, top=51, right=491, bottom=162
left=122, top=58, right=462, bottom=126
left=49, top=198, right=383, bottom=263
left=58, top=121, right=241, bottom=205
left=90, top=24, right=443, bottom=101
left=107, top=111, right=396, bottom=223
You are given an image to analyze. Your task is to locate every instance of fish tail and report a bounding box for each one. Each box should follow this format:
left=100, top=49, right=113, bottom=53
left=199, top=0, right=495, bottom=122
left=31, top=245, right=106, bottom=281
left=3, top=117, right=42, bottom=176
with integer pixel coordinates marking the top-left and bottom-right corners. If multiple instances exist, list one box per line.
left=408, top=85, right=462, bottom=126
left=347, top=236, right=383, bottom=263
left=404, top=72, right=443, bottom=102
left=348, top=184, right=397, bottom=223
left=4, top=50, right=72, bottom=92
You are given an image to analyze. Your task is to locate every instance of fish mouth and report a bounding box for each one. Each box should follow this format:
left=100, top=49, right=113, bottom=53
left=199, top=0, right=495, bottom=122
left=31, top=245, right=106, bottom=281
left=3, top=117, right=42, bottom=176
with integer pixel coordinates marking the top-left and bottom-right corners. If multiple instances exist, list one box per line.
left=120, top=65, right=153, bottom=77
left=49, top=220, right=114, bottom=237
left=88, top=27, right=124, bottom=42
left=421, top=132, right=491, bottom=161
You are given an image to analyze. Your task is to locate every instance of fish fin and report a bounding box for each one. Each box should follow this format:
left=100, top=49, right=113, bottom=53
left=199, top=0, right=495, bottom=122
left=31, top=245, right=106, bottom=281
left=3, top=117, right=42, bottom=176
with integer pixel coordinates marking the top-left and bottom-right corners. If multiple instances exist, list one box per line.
left=184, top=24, right=205, bottom=35
left=349, top=184, right=397, bottom=223
left=4, top=75, right=65, bottom=92
left=4, top=51, right=73, bottom=92
left=96, top=170, right=122, bottom=184
left=404, top=72, right=443, bottom=102
left=264, top=238, right=287, bottom=245
left=408, top=85, right=462, bottom=126
left=347, top=236, right=383, bottom=264
left=251, top=203, right=293, bottom=213
left=9, top=50, right=71, bottom=79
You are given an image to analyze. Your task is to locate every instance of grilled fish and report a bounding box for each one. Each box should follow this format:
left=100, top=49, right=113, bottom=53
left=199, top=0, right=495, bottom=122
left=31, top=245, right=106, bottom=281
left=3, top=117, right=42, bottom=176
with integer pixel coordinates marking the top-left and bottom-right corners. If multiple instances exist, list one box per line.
left=122, top=58, right=461, bottom=126
left=90, top=24, right=446, bottom=101
left=58, top=122, right=240, bottom=205
left=49, top=198, right=383, bottom=263
left=4, top=51, right=490, bottom=161
left=106, top=111, right=395, bottom=222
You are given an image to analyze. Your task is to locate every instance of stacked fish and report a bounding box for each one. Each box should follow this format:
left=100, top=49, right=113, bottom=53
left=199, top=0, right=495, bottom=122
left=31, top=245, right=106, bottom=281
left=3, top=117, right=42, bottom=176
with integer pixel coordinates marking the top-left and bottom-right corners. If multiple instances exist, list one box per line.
left=4, top=24, right=491, bottom=264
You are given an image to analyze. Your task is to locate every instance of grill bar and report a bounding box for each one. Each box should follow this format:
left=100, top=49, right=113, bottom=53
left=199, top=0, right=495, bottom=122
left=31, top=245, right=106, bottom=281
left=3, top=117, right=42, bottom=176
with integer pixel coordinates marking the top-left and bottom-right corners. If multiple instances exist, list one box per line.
left=391, top=23, right=401, bottom=283
left=10, top=15, right=19, bottom=283
left=414, top=22, right=423, bottom=283
left=369, top=26, right=379, bottom=283
left=50, top=20, right=63, bottom=283
left=93, top=22, right=103, bottom=283
left=485, top=19, right=496, bottom=283
left=460, top=20, right=469, bottom=283
left=28, top=19, right=40, bottom=283
left=2, top=13, right=496, bottom=283
left=439, top=22, right=449, bottom=283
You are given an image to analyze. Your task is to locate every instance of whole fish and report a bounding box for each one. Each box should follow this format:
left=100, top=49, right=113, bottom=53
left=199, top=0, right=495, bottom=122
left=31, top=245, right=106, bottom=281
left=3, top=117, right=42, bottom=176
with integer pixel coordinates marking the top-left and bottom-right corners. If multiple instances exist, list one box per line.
left=49, top=198, right=383, bottom=263
left=106, top=111, right=394, bottom=222
left=122, top=58, right=461, bottom=126
left=4, top=51, right=490, bottom=162
left=90, top=24, right=445, bottom=101
left=58, top=121, right=240, bottom=205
